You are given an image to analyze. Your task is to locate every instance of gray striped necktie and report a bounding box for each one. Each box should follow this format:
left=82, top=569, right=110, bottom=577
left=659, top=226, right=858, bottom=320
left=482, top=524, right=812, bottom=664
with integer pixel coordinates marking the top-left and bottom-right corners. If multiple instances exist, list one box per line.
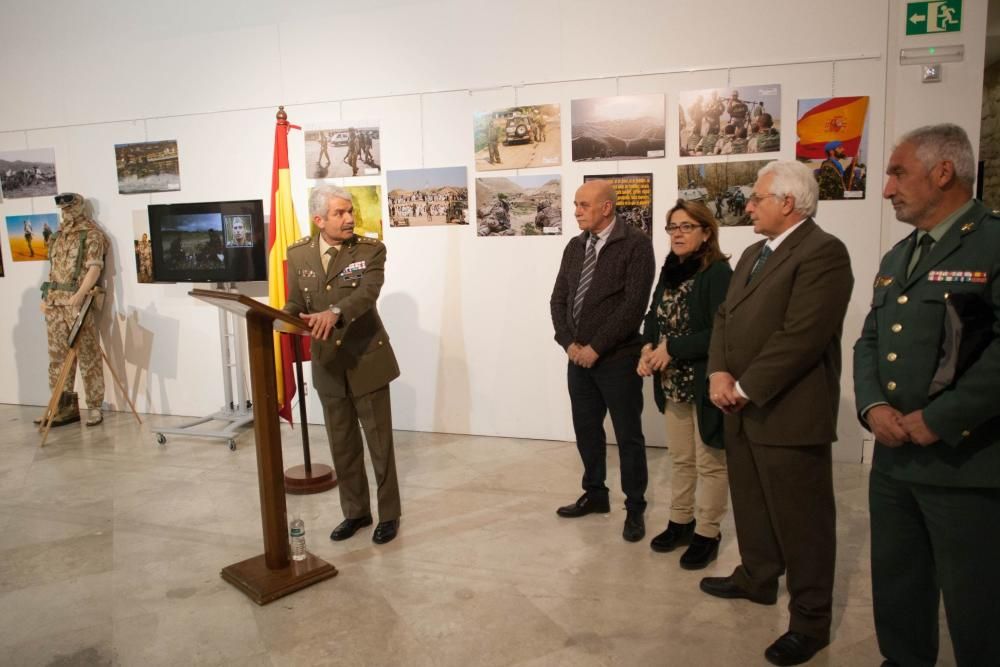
left=746, top=244, right=772, bottom=284
left=573, top=234, right=598, bottom=324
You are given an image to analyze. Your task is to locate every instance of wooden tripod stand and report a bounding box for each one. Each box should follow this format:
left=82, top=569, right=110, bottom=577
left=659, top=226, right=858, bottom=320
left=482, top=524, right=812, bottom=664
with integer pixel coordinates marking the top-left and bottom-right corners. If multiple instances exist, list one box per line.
left=38, top=310, right=142, bottom=447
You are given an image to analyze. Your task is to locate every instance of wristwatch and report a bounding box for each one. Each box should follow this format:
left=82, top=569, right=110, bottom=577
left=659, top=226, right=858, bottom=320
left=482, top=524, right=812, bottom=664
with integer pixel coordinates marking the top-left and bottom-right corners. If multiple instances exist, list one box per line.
left=329, top=305, right=342, bottom=316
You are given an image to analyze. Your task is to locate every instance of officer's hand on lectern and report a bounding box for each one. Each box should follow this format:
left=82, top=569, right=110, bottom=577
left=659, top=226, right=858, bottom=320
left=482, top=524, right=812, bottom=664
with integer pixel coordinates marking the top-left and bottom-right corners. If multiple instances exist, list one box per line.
left=301, top=310, right=338, bottom=341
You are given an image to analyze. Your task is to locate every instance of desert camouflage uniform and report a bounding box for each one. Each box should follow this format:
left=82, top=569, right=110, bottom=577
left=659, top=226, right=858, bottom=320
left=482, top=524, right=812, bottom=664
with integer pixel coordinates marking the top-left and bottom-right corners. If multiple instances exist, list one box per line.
left=755, top=128, right=780, bottom=152
left=42, top=194, right=108, bottom=409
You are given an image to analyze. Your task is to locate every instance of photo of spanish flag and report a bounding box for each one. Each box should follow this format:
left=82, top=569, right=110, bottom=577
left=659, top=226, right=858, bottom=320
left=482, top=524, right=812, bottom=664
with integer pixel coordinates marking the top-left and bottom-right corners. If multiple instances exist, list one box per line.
left=267, top=107, right=311, bottom=423
left=796, top=96, right=870, bottom=200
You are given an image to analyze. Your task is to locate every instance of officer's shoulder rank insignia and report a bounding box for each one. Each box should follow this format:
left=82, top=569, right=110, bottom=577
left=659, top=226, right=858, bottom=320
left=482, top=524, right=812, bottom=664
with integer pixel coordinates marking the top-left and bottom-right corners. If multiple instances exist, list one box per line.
left=960, top=221, right=976, bottom=234
left=874, top=275, right=894, bottom=288
left=358, top=236, right=377, bottom=245
left=289, top=235, right=311, bottom=249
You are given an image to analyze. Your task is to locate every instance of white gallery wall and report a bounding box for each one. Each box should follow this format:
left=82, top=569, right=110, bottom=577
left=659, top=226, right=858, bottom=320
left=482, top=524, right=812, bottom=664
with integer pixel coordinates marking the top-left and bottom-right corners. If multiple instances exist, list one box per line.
left=0, top=0, right=988, bottom=462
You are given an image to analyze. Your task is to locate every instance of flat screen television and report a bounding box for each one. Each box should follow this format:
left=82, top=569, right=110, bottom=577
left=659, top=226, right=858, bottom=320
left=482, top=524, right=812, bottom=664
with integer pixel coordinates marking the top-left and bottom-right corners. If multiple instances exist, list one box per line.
left=147, top=199, right=267, bottom=283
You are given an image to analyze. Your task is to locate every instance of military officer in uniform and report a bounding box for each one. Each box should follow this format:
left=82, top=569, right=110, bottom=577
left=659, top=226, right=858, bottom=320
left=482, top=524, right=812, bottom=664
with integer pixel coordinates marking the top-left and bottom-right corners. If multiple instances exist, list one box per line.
left=854, top=123, right=1000, bottom=667
left=284, top=184, right=402, bottom=545
left=39, top=193, right=108, bottom=426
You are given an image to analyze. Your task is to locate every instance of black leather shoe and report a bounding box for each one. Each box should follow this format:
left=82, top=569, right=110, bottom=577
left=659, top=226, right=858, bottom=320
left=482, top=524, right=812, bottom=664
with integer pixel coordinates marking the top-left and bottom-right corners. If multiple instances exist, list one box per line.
left=764, top=631, right=829, bottom=666
left=680, top=533, right=721, bottom=570
left=623, top=510, right=645, bottom=542
left=556, top=493, right=610, bottom=518
left=699, top=575, right=777, bottom=605
left=329, top=515, right=373, bottom=541
left=650, top=520, right=695, bottom=553
left=372, top=519, right=399, bottom=544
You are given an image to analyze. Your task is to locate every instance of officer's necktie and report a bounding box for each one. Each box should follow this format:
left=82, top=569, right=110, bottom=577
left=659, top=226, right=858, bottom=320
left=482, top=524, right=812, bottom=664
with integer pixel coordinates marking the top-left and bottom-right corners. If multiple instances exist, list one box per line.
left=746, top=244, right=772, bottom=284
left=323, top=246, right=338, bottom=274
left=907, top=234, right=934, bottom=279
left=573, top=234, right=598, bottom=325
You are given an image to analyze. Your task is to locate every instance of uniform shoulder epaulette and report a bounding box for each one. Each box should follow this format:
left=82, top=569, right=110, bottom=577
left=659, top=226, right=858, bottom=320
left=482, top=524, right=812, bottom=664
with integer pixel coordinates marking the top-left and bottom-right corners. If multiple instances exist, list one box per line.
left=357, top=236, right=378, bottom=244
left=289, top=235, right=312, bottom=249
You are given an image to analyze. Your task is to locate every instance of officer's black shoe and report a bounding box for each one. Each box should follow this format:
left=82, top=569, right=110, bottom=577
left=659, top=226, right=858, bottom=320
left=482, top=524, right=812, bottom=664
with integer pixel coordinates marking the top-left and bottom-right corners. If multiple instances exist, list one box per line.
left=372, top=519, right=399, bottom=545
left=556, top=493, right=610, bottom=518
left=650, top=519, right=695, bottom=553
left=679, top=533, right=721, bottom=570
left=763, top=631, right=829, bottom=666
left=699, top=575, right=777, bottom=605
left=623, top=510, right=646, bottom=542
left=329, top=515, right=373, bottom=541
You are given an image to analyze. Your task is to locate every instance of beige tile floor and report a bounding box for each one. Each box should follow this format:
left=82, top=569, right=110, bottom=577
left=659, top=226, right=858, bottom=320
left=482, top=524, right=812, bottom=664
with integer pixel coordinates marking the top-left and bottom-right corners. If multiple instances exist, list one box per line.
left=0, top=404, right=954, bottom=666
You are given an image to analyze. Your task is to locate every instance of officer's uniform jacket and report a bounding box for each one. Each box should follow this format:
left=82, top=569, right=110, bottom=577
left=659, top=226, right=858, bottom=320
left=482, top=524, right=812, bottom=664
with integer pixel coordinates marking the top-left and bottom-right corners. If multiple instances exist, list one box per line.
left=854, top=200, right=1000, bottom=487
left=283, top=234, right=399, bottom=398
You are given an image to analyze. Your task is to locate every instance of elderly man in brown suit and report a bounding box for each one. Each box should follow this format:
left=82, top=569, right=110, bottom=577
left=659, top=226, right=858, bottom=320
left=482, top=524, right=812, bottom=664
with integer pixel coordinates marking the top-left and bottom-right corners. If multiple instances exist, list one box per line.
left=701, top=161, right=853, bottom=666
left=284, top=184, right=402, bottom=545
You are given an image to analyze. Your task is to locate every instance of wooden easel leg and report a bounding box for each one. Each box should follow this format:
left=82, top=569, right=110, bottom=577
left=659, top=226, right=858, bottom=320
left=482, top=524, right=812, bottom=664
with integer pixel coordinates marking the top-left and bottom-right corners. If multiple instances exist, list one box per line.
left=40, top=348, right=78, bottom=448
left=100, top=347, right=142, bottom=425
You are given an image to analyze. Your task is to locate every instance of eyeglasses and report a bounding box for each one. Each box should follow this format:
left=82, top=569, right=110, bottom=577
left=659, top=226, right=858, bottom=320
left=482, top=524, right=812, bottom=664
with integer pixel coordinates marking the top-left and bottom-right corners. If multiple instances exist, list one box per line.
left=747, top=193, right=781, bottom=205
left=666, top=222, right=703, bottom=234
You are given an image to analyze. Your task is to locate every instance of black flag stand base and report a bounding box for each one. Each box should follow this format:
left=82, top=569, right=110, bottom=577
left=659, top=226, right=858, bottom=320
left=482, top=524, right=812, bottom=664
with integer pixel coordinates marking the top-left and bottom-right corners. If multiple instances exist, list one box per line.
left=283, top=334, right=337, bottom=495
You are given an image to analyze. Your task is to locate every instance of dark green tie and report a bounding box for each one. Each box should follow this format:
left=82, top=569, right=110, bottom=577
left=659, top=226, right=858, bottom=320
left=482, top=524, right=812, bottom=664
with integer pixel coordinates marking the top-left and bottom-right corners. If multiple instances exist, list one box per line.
left=907, top=234, right=934, bottom=279
left=747, top=245, right=772, bottom=284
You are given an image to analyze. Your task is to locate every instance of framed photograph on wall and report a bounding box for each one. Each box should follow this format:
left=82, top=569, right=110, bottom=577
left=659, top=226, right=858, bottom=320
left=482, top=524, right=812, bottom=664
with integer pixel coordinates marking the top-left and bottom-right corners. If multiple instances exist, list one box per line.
left=796, top=96, right=870, bottom=200
left=583, top=173, right=653, bottom=236
left=571, top=94, right=665, bottom=162
left=679, top=84, right=781, bottom=157
left=473, top=104, right=561, bottom=171
left=0, top=148, right=58, bottom=199
left=303, top=124, right=380, bottom=179
left=115, top=140, right=181, bottom=194
left=476, top=175, right=562, bottom=237
left=387, top=167, right=469, bottom=227
left=677, top=160, right=774, bottom=227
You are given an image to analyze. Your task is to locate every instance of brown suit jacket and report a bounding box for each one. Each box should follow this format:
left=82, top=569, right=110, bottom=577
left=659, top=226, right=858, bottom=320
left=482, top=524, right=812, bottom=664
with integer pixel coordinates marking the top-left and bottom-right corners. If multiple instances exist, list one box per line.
left=283, top=234, right=399, bottom=398
left=708, top=218, right=854, bottom=445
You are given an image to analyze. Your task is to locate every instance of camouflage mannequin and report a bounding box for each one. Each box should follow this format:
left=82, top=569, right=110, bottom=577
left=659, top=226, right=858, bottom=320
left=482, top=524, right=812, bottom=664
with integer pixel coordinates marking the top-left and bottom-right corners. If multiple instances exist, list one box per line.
left=39, top=193, right=108, bottom=426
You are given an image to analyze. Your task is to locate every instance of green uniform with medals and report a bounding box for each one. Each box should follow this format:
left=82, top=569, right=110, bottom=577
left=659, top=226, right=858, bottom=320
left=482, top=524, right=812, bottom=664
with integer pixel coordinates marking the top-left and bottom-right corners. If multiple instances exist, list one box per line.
left=284, top=233, right=402, bottom=523
left=853, top=200, right=1000, bottom=666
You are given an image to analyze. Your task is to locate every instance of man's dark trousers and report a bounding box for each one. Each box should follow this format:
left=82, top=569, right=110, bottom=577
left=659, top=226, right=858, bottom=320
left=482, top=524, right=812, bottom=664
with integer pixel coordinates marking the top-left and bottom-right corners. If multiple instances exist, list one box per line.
left=567, top=353, right=647, bottom=511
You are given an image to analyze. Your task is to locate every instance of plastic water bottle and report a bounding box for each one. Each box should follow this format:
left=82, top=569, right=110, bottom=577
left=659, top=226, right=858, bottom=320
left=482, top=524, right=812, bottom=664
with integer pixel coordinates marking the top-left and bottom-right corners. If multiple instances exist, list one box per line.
left=290, top=516, right=307, bottom=561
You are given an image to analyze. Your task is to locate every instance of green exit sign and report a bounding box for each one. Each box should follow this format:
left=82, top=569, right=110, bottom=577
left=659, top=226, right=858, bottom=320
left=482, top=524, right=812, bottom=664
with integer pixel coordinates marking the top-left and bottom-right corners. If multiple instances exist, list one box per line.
left=907, top=0, right=962, bottom=35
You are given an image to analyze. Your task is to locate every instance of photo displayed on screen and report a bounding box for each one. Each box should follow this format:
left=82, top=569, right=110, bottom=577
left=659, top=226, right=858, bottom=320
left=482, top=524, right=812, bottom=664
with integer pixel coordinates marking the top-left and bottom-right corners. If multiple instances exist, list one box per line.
left=148, top=200, right=267, bottom=283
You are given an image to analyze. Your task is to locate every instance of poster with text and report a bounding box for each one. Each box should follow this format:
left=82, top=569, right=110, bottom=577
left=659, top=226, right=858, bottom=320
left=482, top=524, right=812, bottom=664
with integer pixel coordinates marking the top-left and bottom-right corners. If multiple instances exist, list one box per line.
left=677, top=160, right=774, bottom=227
left=304, top=124, right=380, bottom=179
left=473, top=104, right=561, bottom=171
left=387, top=167, right=468, bottom=227
left=583, top=173, right=653, bottom=236
left=476, top=175, right=562, bottom=237
left=796, top=96, right=870, bottom=200
left=679, top=84, right=781, bottom=157
left=0, top=148, right=58, bottom=199
left=571, top=94, right=665, bottom=162
left=115, top=140, right=180, bottom=194
left=6, top=213, right=60, bottom=261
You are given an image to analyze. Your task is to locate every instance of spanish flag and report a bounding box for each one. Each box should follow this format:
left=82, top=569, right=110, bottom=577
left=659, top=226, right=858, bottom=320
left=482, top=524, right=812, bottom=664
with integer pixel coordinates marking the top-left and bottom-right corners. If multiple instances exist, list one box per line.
left=796, top=96, right=869, bottom=160
left=267, top=106, right=309, bottom=424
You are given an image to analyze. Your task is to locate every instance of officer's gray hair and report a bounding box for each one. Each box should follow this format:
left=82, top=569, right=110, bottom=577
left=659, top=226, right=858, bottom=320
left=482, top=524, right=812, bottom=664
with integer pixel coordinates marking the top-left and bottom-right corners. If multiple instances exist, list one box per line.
left=757, top=161, right=818, bottom=218
left=898, top=123, right=976, bottom=187
left=309, top=184, right=353, bottom=219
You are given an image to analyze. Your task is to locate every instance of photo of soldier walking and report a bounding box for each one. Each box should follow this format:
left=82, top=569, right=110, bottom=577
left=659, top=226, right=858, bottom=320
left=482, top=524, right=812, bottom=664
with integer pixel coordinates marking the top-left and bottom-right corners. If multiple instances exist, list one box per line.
left=303, top=124, right=381, bottom=179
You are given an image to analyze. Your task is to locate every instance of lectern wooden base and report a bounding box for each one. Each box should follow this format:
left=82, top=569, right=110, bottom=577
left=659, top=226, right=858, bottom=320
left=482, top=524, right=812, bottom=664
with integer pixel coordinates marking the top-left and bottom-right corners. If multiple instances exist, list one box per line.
left=221, top=552, right=338, bottom=605
left=284, top=463, right=338, bottom=495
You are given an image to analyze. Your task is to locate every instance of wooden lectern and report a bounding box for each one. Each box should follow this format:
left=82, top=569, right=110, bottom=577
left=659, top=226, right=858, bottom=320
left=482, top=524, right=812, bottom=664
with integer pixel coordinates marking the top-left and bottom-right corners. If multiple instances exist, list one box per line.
left=190, top=288, right=337, bottom=604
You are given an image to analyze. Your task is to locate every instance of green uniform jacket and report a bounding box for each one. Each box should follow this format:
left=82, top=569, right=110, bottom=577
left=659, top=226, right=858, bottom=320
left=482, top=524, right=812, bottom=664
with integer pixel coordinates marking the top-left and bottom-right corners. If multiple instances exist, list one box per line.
left=854, top=201, right=1000, bottom=487
left=283, top=234, right=399, bottom=398
left=641, top=258, right=732, bottom=448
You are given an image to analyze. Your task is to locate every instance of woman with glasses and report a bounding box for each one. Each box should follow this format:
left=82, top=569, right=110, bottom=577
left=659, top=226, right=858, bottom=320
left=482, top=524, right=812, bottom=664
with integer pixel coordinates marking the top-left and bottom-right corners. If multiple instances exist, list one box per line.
left=638, top=199, right=732, bottom=569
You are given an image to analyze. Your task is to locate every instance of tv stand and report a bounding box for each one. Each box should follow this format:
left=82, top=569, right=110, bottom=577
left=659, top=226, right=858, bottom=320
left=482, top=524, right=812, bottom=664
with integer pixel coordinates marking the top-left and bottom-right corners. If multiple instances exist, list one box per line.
left=154, top=282, right=253, bottom=450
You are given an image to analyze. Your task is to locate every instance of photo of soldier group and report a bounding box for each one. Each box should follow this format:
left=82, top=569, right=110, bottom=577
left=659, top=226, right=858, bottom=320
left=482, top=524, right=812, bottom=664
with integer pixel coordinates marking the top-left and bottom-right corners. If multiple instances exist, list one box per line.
left=0, top=148, right=59, bottom=200
left=304, top=124, right=380, bottom=179
left=473, top=104, right=561, bottom=172
left=158, top=213, right=225, bottom=272
left=310, top=184, right=383, bottom=240
left=476, top=175, right=562, bottom=237
left=677, top=160, right=773, bottom=227
left=571, top=94, right=665, bottom=162
left=224, top=215, right=254, bottom=247
left=679, top=84, right=781, bottom=157
left=387, top=167, right=469, bottom=227
left=584, top=173, right=653, bottom=236
left=5, top=213, right=60, bottom=262
left=796, top=96, right=870, bottom=200
left=115, top=140, right=181, bottom=194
